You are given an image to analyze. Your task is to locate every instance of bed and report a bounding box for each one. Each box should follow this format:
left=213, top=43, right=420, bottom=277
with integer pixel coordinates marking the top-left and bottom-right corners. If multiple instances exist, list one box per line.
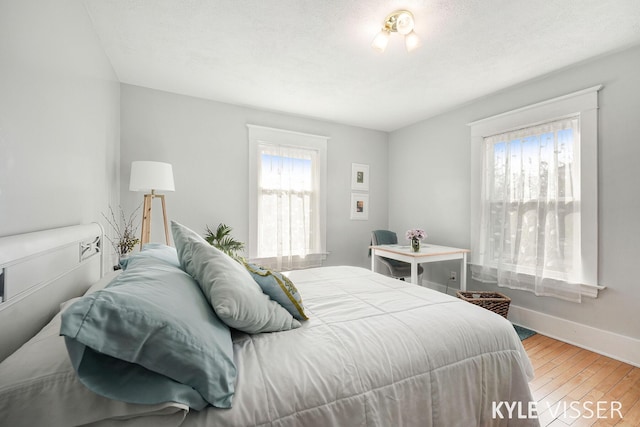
left=0, top=223, right=539, bottom=426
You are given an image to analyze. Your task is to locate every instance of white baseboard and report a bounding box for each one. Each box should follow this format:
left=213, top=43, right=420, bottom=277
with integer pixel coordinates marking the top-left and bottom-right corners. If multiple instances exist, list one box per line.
left=422, top=280, right=640, bottom=367
left=507, top=305, right=640, bottom=368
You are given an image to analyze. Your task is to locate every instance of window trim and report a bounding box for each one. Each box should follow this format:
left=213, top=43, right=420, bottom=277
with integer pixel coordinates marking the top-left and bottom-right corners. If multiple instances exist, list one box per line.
left=247, top=124, right=328, bottom=263
left=468, top=85, right=602, bottom=296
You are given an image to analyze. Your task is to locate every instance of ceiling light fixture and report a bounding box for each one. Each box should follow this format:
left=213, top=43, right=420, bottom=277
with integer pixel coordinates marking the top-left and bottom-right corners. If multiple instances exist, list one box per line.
left=371, top=10, right=422, bottom=53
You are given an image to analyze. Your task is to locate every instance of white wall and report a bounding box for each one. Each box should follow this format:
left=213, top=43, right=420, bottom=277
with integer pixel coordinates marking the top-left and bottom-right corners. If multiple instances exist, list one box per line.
left=120, top=84, right=388, bottom=268
left=0, top=0, right=120, bottom=256
left=389, top=45, right=640, bottom=341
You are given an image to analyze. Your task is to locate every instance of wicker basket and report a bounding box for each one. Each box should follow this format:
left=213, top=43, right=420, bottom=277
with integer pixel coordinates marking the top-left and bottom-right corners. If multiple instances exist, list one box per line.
left=456, top=291, right=511, bottom=318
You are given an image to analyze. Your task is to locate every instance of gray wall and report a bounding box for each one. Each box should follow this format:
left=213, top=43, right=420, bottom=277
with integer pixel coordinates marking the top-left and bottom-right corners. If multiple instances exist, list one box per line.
left=120, top=84, right=388, bottom=268
left=0, top=0, right=120, bottom=260
left=389, top=45, right=640, bottom=340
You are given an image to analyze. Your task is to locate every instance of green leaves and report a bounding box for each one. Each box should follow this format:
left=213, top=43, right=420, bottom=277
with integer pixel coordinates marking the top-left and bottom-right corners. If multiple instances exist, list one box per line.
left=204, top=223, right=245, bottom=259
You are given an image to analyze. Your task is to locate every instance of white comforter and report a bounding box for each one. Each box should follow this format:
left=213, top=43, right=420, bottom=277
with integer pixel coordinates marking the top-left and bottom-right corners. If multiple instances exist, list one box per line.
left=182, top=266, right=537, bottom=427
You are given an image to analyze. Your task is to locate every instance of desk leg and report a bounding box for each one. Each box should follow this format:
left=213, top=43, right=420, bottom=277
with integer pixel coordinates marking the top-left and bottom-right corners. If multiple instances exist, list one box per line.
left=411, top=261, right=418, bottom=285
left=461, top=253, right=467, bottom=291
left=371, top=250, right=376, bottom=273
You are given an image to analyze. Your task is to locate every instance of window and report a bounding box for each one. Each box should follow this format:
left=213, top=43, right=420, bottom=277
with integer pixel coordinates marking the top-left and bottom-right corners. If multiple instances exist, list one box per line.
left=248, top=125, right=328, bottom=270
left=469, top=86, right=601, bottom=302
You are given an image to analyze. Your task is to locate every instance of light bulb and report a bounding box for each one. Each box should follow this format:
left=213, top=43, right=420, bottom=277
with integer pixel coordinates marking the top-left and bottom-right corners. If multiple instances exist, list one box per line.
left=395, top=12, right=414, bottom=35
left=371, top=29, right=390, bottom=53
left=404, top=30, right=422, bottom=52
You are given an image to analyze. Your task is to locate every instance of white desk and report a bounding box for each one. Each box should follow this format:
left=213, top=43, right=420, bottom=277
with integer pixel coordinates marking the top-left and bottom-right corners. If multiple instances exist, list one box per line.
left=370, top=244, right=470, bottom=290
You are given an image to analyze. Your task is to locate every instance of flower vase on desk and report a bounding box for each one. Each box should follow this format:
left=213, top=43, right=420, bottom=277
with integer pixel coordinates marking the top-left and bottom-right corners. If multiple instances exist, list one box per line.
left=406, top=228, right=426, bottom=253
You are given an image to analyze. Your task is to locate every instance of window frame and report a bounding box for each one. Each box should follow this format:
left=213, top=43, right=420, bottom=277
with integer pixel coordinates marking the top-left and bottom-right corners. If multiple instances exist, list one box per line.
left=468, top=85, right=602, bottom=297
left=247, top=124, right=328, bottom=266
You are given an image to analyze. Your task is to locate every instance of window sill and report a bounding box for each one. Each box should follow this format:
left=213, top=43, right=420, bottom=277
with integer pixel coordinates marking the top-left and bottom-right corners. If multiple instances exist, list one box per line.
left=470, top=262, right=606, bottom=298
left=580, top=283, right=606, bottom=298
left=248, top=252, right=328, bottom=271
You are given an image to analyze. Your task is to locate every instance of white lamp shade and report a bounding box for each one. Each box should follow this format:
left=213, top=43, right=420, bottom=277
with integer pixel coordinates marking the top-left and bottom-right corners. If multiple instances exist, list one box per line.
left=395, top=12, right=414, bottom=35
left=371, top=29, right=390, bottom=52
left=404, top=30, right=422, bottom=52
left=129, top=161, right=175, bottom=192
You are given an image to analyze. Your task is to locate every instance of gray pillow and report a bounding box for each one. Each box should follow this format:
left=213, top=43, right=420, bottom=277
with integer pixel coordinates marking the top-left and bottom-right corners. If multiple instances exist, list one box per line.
left=171, top=221, right=301, bottom=333
left=60, top=249, right=236, bottom=410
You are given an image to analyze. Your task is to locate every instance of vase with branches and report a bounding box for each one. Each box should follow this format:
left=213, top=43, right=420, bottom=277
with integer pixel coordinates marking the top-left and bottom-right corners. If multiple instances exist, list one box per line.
left=204, top=223, right=245, bottom=260
left=102, top=205, right=141, bottom=269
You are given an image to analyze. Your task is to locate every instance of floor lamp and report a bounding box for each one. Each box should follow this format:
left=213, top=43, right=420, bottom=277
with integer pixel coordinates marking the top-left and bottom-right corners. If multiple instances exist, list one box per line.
left=129, top=161, right=175, bottom=250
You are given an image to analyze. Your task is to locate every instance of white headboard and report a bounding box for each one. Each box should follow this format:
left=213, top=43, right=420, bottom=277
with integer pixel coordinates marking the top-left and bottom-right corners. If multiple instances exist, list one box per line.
left=0, top=223, right=104, bottom=361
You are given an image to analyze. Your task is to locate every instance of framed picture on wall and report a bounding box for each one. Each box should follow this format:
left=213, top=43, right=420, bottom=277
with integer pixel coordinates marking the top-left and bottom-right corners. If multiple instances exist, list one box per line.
left=351, top=163, right=369, bottom=191
left=350, top=193, right=369, bottom=220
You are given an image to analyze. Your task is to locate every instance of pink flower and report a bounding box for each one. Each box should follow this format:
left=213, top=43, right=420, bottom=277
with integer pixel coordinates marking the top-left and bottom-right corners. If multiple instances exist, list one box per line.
left=405, top=229, right=426, bottom=241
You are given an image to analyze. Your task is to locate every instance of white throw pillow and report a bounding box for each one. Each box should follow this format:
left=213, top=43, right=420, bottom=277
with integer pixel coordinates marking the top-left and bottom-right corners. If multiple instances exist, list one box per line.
left=171, top=221, right=301, bottom=333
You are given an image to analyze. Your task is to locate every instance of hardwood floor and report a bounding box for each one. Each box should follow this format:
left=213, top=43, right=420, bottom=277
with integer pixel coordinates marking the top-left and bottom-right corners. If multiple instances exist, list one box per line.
left=522, top=334, right=640, bottom=426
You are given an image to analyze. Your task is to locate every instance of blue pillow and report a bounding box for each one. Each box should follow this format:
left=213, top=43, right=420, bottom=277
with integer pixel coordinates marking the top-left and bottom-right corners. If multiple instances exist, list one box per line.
left=243, top=261, right=308, bottom=321
left=119, top=243, right=180, bottom=270
left=60, top=253, right=236, bottom=410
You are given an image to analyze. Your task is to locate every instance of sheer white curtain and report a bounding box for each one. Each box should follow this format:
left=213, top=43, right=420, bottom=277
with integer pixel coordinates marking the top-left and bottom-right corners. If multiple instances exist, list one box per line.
left=471, top=117, right=583, bottom=302
left=256, top=143, right=323, bottom=270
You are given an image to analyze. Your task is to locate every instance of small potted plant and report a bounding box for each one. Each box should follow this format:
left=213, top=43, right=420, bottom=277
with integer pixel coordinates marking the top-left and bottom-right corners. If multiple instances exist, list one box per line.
left=406, top=229, right=427, bottom=252
left=204, top=223, right=245, bottom=260
left=102, top=205, right=141, bottom=270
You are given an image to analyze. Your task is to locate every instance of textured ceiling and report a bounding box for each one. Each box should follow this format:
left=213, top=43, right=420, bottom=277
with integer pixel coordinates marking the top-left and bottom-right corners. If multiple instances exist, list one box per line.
left=83, top=0, right=640, bottom=131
